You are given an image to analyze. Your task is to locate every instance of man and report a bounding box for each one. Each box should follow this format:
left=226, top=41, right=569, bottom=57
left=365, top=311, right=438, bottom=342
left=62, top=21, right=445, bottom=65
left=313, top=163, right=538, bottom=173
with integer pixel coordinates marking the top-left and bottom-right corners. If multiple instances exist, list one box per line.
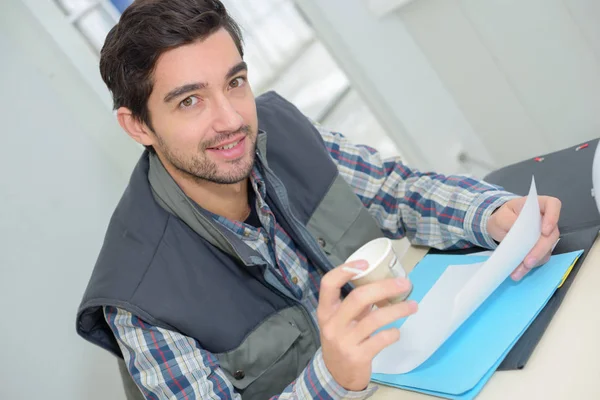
left=76, top=1, right=561, bottom=399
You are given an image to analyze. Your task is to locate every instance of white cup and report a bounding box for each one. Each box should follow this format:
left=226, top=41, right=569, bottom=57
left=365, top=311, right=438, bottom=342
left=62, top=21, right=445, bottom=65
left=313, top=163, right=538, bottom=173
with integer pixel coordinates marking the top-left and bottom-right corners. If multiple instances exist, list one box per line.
left=344, top=237, right=412, bottom=304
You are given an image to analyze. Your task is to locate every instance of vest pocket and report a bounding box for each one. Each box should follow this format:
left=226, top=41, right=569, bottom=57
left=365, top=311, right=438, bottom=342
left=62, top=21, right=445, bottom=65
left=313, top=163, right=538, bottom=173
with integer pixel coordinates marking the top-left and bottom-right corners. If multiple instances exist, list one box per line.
left=215, top=310, right=303, bottom=398
left=307, top=174, right=384, bottom=266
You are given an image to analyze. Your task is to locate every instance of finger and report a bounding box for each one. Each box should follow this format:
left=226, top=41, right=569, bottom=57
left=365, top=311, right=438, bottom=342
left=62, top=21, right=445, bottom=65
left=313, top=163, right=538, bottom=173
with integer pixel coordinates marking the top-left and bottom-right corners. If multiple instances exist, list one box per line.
left=317, top=260, right=369, bottom=322
left=349, top=301, right=418, bottom=345
left=536, top=251, right=552, bottom=267
left=348, top=303, right=377, bottom=331
left=511, top=250, right=552, bottom=281
left=361, top=327, right=402, bottom=359
left=333, top=278, right=412, bottom=328
left=539, top=196, right=562, bottom=235
left=355, top=304, right=375, bottom=321
left=522, top=227, right=560, bottom=269
left=511, top=236, right=556, bottom=281
left=511, top=262, right=529, bottom=282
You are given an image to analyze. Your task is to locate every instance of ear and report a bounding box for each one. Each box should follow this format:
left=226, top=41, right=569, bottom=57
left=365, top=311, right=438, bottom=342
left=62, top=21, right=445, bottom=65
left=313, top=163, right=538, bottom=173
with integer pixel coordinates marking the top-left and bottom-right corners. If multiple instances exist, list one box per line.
left=116, top=107, right=156, bottom=147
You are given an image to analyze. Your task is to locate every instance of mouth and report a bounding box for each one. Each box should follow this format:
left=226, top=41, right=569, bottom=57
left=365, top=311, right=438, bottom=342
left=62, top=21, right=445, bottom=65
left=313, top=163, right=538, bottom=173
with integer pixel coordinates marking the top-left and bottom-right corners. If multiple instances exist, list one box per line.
left=206, top=136, right=247, bottom=159
left=211, top=138, right=243, bottom=150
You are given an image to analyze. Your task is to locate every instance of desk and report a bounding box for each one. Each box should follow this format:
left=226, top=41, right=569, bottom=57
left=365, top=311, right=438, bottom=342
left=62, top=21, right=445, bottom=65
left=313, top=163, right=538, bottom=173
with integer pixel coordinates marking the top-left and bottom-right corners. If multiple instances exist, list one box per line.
left=372, top=238, right=600, bottom=399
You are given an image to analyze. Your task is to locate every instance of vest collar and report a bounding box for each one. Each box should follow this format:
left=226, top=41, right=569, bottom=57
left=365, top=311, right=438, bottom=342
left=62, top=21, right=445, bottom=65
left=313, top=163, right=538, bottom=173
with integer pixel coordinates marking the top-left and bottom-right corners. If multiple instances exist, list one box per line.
left=146, top=129, right=269, bottom=264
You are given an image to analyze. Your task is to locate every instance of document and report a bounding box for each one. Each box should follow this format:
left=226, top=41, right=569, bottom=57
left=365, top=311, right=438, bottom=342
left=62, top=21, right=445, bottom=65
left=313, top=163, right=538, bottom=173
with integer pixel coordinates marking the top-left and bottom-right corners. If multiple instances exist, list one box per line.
left=373, top=177, right=541, bottom=374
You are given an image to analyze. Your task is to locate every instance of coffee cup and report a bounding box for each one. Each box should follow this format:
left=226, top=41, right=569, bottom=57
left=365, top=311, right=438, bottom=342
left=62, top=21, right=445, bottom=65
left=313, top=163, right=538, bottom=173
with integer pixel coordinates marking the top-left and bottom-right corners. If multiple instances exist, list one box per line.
left=344, top=237, right=412, bottom=304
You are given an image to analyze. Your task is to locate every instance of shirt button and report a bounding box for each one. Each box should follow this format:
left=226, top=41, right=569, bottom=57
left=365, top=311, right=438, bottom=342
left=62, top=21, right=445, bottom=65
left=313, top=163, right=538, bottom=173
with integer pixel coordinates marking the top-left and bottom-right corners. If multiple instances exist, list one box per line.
left=317, top=237, right=326, bottom=248
left=292, top=276, right=299, bottom=284
left=234, top=370, right=245, bottom=380
left=243, top=230, right=250, bottom=237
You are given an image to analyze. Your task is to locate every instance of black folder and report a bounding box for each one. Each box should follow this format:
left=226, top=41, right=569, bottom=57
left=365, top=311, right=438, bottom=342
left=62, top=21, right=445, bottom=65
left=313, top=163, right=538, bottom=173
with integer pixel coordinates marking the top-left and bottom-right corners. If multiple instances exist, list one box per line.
left=430, top=138, right=600, bottom=369
left=483, top=138, right=599, bottom=370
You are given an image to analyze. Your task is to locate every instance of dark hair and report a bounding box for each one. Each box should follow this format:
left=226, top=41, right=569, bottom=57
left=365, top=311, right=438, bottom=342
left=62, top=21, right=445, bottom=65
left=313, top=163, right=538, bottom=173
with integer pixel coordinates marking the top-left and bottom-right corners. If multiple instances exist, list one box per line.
left=100, top=0, right=244, bottom=130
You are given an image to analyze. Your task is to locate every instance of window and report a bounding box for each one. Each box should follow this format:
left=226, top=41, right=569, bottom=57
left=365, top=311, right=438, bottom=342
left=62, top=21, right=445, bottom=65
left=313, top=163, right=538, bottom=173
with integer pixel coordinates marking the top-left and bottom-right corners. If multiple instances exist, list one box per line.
left=53, top=0, right=399, bottom=158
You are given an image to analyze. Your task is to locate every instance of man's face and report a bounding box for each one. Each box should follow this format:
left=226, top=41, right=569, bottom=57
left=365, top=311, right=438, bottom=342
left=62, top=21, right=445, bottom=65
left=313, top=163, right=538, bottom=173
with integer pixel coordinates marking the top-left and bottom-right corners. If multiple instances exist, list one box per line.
left=145, top=28, right=258, bottom=184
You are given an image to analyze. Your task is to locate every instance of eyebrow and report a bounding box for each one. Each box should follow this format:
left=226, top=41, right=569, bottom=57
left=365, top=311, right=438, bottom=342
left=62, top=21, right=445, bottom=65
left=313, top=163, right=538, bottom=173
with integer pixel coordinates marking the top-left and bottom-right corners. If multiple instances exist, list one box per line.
left=225, top=61, right=248, bottom=80
left=163, top=82, right=207, bottom=103
left=163, top=61, right=248, bottom=104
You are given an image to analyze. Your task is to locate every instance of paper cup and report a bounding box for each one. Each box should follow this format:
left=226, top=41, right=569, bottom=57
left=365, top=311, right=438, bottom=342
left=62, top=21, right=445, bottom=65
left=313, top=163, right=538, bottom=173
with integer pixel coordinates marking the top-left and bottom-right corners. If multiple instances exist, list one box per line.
left=345, top=237, right=412, bottom=304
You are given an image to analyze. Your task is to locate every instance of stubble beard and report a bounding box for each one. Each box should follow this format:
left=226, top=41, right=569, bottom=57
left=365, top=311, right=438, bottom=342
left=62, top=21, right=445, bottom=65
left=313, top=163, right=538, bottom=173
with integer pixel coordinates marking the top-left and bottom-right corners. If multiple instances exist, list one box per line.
left=156, top=125, right=257, bottom=185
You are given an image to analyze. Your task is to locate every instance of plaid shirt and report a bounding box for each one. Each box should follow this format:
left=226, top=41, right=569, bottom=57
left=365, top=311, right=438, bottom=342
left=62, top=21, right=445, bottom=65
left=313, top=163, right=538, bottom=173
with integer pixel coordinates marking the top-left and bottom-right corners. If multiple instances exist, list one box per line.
left=104, top=125, right=515, bottom=399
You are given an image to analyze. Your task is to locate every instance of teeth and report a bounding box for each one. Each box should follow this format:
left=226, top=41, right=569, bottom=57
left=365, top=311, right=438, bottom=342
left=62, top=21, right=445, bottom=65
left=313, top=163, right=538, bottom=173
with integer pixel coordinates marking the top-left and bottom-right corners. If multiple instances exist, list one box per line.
left=216, top=140, right=240, bottom=150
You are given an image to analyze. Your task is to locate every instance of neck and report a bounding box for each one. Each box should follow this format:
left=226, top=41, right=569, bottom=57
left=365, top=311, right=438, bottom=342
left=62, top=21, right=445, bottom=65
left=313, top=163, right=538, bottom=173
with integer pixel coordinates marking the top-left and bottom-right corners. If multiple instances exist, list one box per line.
left=161, top=159, right=250, bottom=222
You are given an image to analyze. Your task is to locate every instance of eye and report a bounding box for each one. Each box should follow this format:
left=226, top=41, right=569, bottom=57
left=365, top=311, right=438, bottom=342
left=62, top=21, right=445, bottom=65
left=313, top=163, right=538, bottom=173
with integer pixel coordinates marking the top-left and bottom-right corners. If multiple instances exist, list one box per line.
left=180, top=96, right=199, bottom=109
left=229, top=77, right=246, bottom=89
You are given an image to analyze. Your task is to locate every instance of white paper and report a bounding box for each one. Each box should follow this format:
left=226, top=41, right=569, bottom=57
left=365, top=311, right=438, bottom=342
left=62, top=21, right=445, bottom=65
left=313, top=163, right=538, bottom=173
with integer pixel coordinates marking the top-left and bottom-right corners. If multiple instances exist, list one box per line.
left=373, top=177, right=541, bottom=374
left=467, top=239, right=559, bottom=258
left=466, top=250, right=494, bottom=256
left=592, top=140, right=600, bottom=214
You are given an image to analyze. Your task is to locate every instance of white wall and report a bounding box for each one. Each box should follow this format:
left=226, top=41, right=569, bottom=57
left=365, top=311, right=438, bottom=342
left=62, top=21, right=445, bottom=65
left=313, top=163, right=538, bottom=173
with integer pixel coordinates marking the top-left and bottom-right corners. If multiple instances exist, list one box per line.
left=296, top=0, right=494, bottom=175
left=295, top=0, right=600, bottom=176
left=0, top=1, right=140, bottom=398
left=399, top=0, right=600, bottom=167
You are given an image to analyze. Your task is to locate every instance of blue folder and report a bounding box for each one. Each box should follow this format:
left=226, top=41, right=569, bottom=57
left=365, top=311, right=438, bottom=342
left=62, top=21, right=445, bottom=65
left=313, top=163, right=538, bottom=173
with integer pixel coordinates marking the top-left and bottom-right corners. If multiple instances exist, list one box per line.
left=371, top=250, right=583, bottom=399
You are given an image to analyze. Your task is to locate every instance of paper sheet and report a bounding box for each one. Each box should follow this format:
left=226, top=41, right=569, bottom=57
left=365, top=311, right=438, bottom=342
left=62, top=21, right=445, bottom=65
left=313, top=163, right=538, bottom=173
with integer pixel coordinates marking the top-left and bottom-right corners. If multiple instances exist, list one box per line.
left=373, top=177, right=541, bottom=374
left=466, top=250, right=494, bottom=256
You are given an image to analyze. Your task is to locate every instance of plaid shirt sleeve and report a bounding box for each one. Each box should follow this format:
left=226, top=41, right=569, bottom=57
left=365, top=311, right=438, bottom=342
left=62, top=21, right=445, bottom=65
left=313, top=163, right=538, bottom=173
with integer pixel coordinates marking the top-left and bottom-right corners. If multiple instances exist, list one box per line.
left=104, top=306, right=376, bottom=400
left=316, top=126, right=519, bottom=250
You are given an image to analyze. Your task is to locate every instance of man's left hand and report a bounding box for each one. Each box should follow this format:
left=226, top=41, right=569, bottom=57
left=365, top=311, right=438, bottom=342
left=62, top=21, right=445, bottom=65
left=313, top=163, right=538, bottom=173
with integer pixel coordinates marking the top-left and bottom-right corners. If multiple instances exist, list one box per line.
left=487, top=196, right=562, bottom=281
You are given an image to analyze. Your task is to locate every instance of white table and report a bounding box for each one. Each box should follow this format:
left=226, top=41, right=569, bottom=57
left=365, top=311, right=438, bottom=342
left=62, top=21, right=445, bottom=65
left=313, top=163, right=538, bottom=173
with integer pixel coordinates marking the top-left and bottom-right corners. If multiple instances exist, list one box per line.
left=372, top=238, right=600, bottom=399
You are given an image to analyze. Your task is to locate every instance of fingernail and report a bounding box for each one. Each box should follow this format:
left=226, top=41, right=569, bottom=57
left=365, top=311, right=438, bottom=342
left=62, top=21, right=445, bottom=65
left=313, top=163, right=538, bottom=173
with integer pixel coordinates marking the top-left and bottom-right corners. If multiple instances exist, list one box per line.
left=512, top=267, right=526, bottom=281
left=350, top=260, right=369, bottom=269
left=524, top=256, right=536, bottom=269
left=395, top=277, right=409, bottom=289
left=342, top=266, right=366, bottom=275
left=407, top=300, right=418, bottom=312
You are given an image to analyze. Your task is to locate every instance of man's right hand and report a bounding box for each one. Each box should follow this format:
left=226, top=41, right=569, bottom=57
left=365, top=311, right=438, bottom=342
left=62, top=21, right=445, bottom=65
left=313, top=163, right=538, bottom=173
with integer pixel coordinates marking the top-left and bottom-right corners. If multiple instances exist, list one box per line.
left=317, top=260, right=418, bottom=391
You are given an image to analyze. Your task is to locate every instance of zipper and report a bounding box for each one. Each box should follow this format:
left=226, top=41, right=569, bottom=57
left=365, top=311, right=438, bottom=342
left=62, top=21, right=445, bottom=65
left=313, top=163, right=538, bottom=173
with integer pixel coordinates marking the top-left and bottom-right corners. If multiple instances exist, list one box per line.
left=255, top=152, right=338, bottom=339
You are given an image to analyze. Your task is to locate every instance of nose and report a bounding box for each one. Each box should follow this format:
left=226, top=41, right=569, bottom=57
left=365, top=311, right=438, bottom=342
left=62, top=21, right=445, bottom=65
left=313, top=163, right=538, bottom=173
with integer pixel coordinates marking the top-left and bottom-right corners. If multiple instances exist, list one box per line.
left=212, top=95, right=244, bottom=133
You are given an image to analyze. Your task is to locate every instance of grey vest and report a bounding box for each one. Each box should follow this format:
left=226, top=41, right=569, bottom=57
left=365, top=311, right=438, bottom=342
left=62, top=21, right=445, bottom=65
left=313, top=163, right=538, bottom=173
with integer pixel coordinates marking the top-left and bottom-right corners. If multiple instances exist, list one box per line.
left=77, top=92, right=384, bottom=399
